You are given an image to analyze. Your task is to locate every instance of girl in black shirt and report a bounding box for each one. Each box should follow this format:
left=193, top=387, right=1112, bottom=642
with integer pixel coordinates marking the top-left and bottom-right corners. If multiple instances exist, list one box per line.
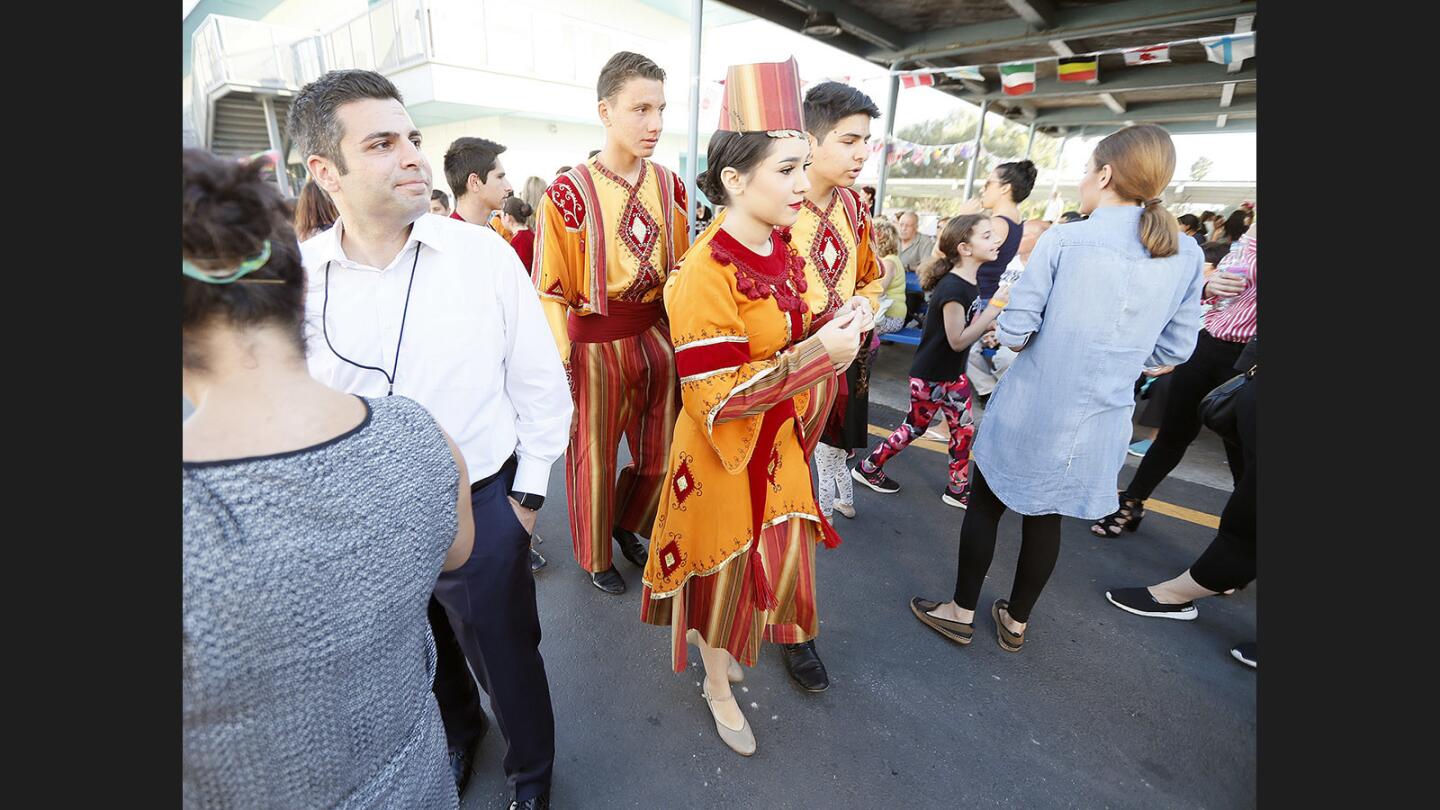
left=853, top=214, right=1006, bottom=508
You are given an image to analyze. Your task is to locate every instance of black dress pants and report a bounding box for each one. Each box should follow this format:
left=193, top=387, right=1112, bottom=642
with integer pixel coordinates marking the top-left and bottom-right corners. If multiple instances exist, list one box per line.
left=1189, top=376, right=1258, bottom=591
left=432, top=457, right=555, bottom=802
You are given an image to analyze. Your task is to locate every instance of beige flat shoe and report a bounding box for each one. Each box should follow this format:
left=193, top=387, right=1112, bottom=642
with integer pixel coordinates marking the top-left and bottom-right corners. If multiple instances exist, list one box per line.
left=701, top=684, right=755, bottom=756
left=686, top=628, right=744, bottom=682
left=833, top=502, right=856, bottom=519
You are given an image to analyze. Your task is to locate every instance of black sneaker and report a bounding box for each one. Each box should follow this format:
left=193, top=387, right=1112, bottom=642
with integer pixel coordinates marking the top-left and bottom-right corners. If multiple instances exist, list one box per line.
left=941, top=487, right=968, bottom=509
left=852, top=462, right=899, bottom=493
left=1231, top=642, right=1256, bottom=668
left=1104, top=587, right=1198, bottom=620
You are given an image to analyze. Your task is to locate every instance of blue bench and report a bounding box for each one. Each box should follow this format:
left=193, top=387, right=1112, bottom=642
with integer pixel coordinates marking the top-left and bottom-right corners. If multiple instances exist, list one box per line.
left=879, top=271, right=925, bottom=346
left=880, top=327, right=922, bottom=346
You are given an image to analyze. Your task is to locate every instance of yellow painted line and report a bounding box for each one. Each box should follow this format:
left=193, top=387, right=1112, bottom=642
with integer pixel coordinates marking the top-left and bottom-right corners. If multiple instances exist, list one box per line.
left=1142, top=500, right=1220, bottom=529
left=863, top=423, right=1222, bottom=530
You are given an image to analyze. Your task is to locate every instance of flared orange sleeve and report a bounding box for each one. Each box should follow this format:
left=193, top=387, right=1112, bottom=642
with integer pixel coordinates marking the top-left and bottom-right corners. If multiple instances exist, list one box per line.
left=851, top=196, right=885, bottom=313
left=668, top=174, right=692, bottom=270
left=531, top=183, right=587, bottom=365
left=666, top=258, right=832, bottom=476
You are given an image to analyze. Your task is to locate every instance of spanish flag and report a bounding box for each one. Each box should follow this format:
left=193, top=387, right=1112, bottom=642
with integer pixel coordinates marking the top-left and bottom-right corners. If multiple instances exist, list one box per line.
left=1057, top=55, right=1099, bottom=84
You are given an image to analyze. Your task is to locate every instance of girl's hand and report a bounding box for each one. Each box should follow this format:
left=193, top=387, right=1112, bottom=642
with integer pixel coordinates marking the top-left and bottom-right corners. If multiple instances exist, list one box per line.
left=816, top=310, right=863, bottom=372
left=845, top=296, right=875, bottom=332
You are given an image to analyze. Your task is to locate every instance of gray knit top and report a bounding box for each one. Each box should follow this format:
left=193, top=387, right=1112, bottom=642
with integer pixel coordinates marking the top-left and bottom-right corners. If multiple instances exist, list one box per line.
left=183, top=396, right=460, bottom=809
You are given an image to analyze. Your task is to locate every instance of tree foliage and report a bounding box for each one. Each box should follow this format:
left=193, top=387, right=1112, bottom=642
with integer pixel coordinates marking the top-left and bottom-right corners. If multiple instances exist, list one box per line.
left=882, top=106, right=1065, bottom=218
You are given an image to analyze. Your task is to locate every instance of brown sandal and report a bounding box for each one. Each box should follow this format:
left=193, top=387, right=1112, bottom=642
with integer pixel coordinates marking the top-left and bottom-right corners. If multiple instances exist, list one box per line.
left=910, top=597, right=973, bottom=645
left=992, top=599, right=1025, bottom=652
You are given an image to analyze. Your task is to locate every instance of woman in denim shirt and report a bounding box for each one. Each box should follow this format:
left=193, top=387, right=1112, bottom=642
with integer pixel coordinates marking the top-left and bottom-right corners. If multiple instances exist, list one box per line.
left=910, top=125, right=1205, bottom=652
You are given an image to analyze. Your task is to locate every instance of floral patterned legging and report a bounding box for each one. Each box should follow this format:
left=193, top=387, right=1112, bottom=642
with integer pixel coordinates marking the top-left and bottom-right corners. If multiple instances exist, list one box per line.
left=861, top=376, right=976, bottom=494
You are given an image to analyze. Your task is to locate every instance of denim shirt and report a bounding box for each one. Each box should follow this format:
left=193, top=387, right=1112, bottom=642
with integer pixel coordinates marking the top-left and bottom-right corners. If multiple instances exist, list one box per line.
left=973, top=205, right=1205, bottom=518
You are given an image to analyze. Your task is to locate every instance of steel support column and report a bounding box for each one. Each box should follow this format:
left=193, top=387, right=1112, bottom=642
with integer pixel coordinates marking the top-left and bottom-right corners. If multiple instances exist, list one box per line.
left=684, top=0, right=703, bottom=241
left=963, top=100, right=988, bottom=200
left=874, top=62, right=902, bottom=216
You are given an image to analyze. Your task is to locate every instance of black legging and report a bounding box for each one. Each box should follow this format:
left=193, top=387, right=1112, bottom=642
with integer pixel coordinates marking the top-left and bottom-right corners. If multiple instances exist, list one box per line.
left=1124, top=330, right=1247, bottom=500
left=1189, top=375, right=1257, bottom=591
left=952, top=465, right=1063, bottom=623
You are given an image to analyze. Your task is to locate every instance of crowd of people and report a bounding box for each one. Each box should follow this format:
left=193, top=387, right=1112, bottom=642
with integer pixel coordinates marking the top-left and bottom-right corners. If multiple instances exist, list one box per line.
left=183, top=50, right=1257, bottom=810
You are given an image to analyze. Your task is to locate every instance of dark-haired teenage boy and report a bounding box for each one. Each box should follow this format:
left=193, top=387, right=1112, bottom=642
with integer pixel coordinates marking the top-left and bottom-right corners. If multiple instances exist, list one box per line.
left=779, top=80, right=885, bottom=693
left=532, top=51, right=690, bottom=596
left=444, top=136, right=514, bottom=240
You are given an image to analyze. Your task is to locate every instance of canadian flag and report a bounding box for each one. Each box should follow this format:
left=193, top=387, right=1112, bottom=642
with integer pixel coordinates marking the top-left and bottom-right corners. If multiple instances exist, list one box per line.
left=1123, top=45, right=1170, bottom=65
left=900, top=72, right=936, bottom=89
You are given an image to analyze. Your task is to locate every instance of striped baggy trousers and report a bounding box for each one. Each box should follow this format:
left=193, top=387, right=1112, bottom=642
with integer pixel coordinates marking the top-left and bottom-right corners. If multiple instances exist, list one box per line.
left=566, top=323, right=678, bottom=572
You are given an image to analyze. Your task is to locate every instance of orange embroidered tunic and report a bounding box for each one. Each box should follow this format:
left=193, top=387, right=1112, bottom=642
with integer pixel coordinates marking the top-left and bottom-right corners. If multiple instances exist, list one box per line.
left=531, top=157, right=690, bottom=361
left=788, top=185, right=884, bottom=318
left=641, top=224, right=841, bottom=608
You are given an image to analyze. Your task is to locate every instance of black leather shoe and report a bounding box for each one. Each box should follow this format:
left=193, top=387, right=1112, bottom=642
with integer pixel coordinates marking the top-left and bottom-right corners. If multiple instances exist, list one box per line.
left=591, top=564, right=626, bottom=594
left=508, top=791, right=551, bottom=810
left=780, top=640, right=830, bottom=692
left=529, top=546, right=547, bottom=573
left=448, top=714, right=487, bottom=795
left=614, top=528, right=649, bottom=568
left=448, top=745, right=473, bottom=795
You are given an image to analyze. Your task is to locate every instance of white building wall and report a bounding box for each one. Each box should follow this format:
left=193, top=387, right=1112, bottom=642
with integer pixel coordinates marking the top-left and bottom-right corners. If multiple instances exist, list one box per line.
left=417, top=115, right=691, bottom=201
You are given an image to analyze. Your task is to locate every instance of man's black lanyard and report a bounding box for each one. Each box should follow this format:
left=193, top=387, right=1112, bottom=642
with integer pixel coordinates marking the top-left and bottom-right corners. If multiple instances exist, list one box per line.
left=321, top=244, right=422, bottom=397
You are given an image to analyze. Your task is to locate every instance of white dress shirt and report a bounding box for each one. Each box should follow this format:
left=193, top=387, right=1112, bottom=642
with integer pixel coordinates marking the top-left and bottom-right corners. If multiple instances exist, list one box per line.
left=301, top=213, right=572, bottom=496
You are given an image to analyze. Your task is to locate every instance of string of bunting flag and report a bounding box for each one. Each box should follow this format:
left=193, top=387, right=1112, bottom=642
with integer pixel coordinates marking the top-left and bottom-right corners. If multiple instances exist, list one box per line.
left=892, top=32, right=1255, bottom=96
left=866, top=136, right=977, bottom=168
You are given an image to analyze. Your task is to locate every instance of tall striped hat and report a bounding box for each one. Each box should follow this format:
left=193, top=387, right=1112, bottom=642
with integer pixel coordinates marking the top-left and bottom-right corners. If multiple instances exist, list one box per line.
left=717, top=57, right=805, bottom=138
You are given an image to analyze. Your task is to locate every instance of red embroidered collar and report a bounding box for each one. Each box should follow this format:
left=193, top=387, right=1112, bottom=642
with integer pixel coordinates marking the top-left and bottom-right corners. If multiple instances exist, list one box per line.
left=708, top=228, right=809, bottom=314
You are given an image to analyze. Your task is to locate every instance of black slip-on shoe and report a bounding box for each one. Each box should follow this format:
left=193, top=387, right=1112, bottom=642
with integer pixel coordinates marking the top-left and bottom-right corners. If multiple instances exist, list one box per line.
left=591, top=564, right=626, bottom=594
left=1105, top=587, right=1198, bottom=621
left=1231, top=642, right=1256, bottom=669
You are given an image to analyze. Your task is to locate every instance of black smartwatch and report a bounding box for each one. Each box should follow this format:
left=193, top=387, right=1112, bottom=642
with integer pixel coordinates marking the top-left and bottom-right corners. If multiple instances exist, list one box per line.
left=509, top=491, right=545, bottom=511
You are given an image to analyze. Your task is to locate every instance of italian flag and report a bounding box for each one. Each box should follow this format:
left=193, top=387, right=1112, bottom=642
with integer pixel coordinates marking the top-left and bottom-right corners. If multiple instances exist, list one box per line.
left=1057, top=55, right=1098, bottom=83
left=999, top=62, right=1036, bottom=95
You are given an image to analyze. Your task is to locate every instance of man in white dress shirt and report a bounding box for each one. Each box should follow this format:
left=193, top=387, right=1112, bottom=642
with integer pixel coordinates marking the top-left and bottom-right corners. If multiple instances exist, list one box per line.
left=289, top=69, right=568, bottom=810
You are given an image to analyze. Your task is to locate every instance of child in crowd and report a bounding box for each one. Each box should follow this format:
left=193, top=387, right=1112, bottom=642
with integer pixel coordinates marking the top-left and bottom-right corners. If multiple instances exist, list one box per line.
left=852, top=215, right=1005, bottom=508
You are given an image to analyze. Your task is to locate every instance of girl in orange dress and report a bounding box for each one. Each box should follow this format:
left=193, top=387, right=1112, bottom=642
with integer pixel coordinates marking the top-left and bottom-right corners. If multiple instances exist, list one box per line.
left=639, top=58, right=868, bottom=756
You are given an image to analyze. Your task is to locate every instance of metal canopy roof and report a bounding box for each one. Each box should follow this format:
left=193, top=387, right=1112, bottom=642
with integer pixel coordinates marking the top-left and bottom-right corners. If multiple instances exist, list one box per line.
left=715, top=0, right=1257, bottom=137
